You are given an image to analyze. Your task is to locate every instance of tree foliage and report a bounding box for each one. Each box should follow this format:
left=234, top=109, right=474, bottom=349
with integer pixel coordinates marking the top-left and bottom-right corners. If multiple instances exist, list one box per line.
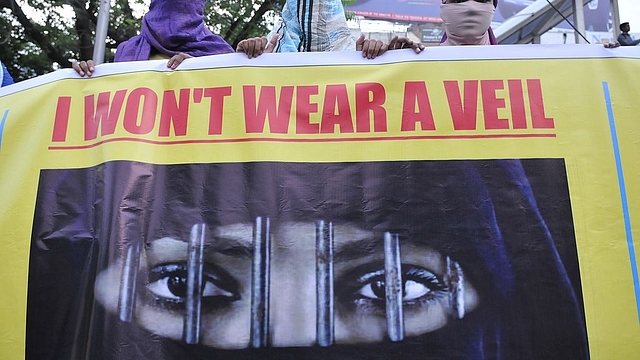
left=0, top=0, right=289, bottom=82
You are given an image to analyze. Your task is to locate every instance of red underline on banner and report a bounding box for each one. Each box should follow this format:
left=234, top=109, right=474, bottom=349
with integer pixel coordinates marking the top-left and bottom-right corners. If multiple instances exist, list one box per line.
left=48, top=133, right=556, bottom=150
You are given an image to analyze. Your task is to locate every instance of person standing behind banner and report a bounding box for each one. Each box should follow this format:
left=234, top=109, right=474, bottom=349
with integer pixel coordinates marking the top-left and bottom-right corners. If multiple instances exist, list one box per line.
left=72, top=0, right=233, bottom=77
left=617, top=22, right=640, bottom=46
left=236, top=0, right=424, bottom=59
left=439, top=0, right=499, bottom=46
left=438, top=0, right=618, bottom=48
left=1, top=61, right=14, bottom=86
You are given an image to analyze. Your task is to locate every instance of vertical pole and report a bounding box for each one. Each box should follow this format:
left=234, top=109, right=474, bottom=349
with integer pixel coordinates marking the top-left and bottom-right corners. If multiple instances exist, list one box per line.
left=573, top=0, right=587, bottom=44
left=183, top=224, right=206, bottom=344
left=384, top=232, right=404, bottom=342
left=251, top=217, right=270, bottom=348
left=92, top=0, right=111, bottom=64
left=316, top=221, right=334, bottom=347
left=610, top=0, right=621, bottom=41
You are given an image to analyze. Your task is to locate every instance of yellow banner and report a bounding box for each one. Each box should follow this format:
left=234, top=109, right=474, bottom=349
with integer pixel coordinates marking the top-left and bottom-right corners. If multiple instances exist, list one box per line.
left=0, top=45, right=638, bottom=359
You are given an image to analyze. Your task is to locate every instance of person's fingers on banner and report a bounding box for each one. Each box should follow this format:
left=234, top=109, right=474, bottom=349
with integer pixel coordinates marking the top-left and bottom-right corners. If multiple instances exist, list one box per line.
left=357, top=36, right=388, bottom=59
left=71, top=59, right=95, bottom=77
left=167, top=53, right=193, bottom=69
left=373, top=39, right=388, bottom=59
left=236, top=37, right=261, bottom=58
left=265, top=34, right=279, bottom=54
left=237, top=37, right=276, bottom=59
left=390, top=37, right=425, bottom=54
left=355, top=34, right=366, bottom=52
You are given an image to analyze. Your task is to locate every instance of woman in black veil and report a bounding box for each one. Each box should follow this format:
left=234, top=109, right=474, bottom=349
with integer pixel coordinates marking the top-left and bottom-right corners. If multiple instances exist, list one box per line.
left=27, top=159, right=588, bottom=359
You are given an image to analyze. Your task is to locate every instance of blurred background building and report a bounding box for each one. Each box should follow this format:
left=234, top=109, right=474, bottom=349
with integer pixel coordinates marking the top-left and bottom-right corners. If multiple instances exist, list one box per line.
left=343, top=0, right=631, bottom=45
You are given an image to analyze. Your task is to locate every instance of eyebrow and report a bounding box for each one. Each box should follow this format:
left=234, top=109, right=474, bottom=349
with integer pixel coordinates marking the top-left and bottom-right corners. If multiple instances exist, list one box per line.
left=208, top=235, right=253, bottom=258
left=147, top=233, right=253, bottom=259
left=334, top=236, right=385, bottom=262
left=333, top=234, right=431, bottom=263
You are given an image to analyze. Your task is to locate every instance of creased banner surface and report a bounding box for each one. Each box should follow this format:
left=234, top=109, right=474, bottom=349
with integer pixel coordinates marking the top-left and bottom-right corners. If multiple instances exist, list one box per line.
left=0, top=45, right=639, bottom=359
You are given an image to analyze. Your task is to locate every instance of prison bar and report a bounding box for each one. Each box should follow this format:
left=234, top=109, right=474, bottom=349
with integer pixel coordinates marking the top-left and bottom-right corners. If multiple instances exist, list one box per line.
left=169, top=220, right=414, bottom=347
left=384, top=232, right=404, bottom=342
left=250, top=216, right=271, bottom=348
left=315, top=220, right=335, bottom=347
left=118, top=241, right=141, bottom=323
left=446, top=256, right=465, bottom=320
left=183, top=223, right=206, bottom=344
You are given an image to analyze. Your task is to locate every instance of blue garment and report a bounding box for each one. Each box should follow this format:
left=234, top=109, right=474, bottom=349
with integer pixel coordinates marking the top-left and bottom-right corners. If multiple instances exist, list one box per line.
left=1, top=62, right=14, bottom=87
left=268, top=0, right=355, bottom=52
left=618, top=33, right=640, bottom=46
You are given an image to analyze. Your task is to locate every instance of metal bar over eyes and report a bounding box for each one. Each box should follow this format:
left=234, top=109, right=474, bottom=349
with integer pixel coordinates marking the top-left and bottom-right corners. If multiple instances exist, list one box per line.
left=116, top=218, right=466, bottom=347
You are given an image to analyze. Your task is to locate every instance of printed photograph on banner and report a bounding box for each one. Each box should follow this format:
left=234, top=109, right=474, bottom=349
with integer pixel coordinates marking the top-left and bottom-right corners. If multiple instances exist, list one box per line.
left=25, top=160, right=588, bottom=360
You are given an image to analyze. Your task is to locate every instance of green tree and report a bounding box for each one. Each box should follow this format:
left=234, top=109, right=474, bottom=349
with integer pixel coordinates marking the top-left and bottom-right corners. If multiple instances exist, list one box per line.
left=0, top=0, right=286, bottom=82
left=0, top=0, right=356, bottom=82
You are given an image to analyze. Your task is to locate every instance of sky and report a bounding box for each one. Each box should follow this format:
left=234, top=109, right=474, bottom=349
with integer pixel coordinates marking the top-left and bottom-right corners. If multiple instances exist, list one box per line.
left=23, top=0, right=640, bottom=36
left=619, top=0, right=640, bottom=30
left=127, top=0, right=640, bottom=31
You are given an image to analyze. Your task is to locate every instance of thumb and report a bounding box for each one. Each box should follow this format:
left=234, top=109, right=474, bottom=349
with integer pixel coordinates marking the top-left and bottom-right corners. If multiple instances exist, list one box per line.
left=235, top=40, right=245, bottom=53
left=356, top=34, right=365, bottom=50
left=266, top=34, right=279, bottom=53
left=388, top=35, right=399, bottom=49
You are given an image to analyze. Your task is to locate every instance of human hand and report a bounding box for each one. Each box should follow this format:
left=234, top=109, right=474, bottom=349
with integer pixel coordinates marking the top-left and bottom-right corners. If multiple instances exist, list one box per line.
left=356, top=34, right=389, bottom=59
left=70, top=59, right=95, bottom=77
left=603, top=41, right=620, bottom=48
left=236, top=35, right=278, bottom=59
left=388, top=36, right=425, bottom=54
left=167, top=53, right=193, bottom=70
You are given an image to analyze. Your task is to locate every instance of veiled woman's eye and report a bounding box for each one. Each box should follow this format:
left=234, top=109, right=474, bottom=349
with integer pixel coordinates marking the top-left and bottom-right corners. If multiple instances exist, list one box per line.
left=355, top=267, right=447, bottom=302
left=146, top=263, right=240, bottom=310
left=336, top=264, right=449, bottom=316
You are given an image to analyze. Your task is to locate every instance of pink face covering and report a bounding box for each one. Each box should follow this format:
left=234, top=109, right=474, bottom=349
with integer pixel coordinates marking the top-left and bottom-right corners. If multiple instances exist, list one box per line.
left=440, top=1, right=495, bottom=46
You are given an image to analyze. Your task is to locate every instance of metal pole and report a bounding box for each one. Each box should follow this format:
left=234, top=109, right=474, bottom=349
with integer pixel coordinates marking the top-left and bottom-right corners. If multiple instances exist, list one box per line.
left=610, top=0, right=621, bottom=41
left=572, top=0, right=587, bottom=44
left=92, top=0, right=111, bottom=64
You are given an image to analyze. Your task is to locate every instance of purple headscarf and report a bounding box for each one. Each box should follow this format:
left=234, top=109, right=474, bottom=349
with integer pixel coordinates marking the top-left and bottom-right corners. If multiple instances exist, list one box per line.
left=440, top=0, right=499, bottom=45
left=114, top=0, right=233, bottom=62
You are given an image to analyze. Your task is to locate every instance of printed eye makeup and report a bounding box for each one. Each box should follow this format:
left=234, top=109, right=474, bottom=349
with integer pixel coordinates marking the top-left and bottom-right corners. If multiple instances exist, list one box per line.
left=98, top=221, right=478, bottom=348
left=336, top=264, right=449, bottom=316
left=145, top=262, right=241, bottom=311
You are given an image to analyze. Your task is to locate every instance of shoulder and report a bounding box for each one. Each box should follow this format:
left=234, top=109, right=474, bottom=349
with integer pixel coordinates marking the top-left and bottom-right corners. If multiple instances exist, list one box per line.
left=1, top=62, right=14, bottom=86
